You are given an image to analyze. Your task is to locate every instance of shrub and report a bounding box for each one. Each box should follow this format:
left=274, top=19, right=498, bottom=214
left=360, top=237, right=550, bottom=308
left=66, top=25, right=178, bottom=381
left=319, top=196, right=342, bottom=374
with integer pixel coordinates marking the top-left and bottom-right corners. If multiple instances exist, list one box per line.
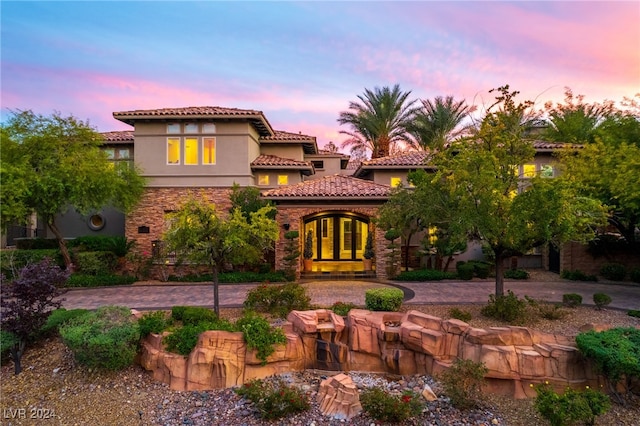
left=138, top=311, right=169, bottom=337
left=561, top=269, right=598, bottom=281
left=360, top=387, right=423, bottom=423
left=537, top=303, right=567, bottom=320
left=106, top=236, right=136, bottom=257
left=449, top=307, right=472, bottom=322
left=395, top=269, right=456, bottom=281
left=243, top=282, right=311, bottom=318
left=439, top=359, right=488, bottom=409
left=166, top=271, right=287, bottom=283
left=504, top=268, right=529, bottom=279
left=562, top=293, right=583, bottom=308
left=235, top=378, right=310, bottom=420
left=593, top=293, right=612, bottom=310
left=481, top=290, right=528, bottom=324
left=456, top=261, right=474, bottom=280
left=1, top=258, right=67, bottom=374
left=15, top=238, right=59, bottom=250
left=365, top=287, right=404, bottom=312
left=330, top=301, right=358, bottom=316
left=631, top=268, right=640, bottom=283
left=1, top=331, right=18, bottom=363
left=73, top=251, right=117, bottom=276
left=363, top=232, right=375, bottom=259
left=600, top=263, right=626, bottom=281
left=164, top=320, right=233, bottom=355
left=65, top=274, right=137, bottom=287
left=469, top=261, right=491, bottom=278
left=171, top=306, right=218, bottom=326
left=59, top=306, right=140, bottom=371
left=303, top=230, right=314, bottom=260
left=576, top=328, right=640, bottom=393
left=0, top=249, right=62, bottom=279
left=40, top=308, right=90, bottom=335
left=628, top=310, right=640, bottom=318
left=236, top=311, right=287, bottom=365
left=534, top=383, right=611, bottom=426
left=67, top=236, right=120, bottom=252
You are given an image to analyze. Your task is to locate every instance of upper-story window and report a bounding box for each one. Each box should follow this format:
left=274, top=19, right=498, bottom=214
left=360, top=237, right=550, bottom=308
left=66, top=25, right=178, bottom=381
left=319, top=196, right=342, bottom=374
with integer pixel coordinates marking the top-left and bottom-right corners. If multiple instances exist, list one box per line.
left=202, top=123, right=216, bottom=133
left=185, top=138, right=198, bottom=165
left=311, top=160, right=324, bottom=169
left=278, top=175, right=288, bottom=185
left=167, top=138, right=180, bottom=164
left=167, top=123, right=180, bottom=134
left=184, top=123, right=198, bottom=133
left=203, top=137, right=216, bottom=164
left=540, top=164, right=554, bottom=178
left=258, top=175, right=269, bottom=185
left=522, top=164, right=536, bottom=178
left=390, top=177, right=402, bottom=187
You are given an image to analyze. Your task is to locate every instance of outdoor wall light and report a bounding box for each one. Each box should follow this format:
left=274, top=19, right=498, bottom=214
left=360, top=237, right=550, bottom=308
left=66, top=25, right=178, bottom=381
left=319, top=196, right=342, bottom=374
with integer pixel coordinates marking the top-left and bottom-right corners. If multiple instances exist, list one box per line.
left=283, top=223, right=290, bottom=231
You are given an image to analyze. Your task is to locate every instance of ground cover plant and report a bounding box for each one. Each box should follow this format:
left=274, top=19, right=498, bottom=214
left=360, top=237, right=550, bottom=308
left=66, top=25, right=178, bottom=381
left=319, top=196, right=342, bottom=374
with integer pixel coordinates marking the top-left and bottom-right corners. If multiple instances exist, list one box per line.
left=234, top=378, right=310, bottom=420
left=243, top=282, right=311, bottom=318
left=481, top=290, right=528, bottom=324
left=439, top=359, right=488, bottom=409
left=561, top=269, right=598, bottom=281
left=394, top=268, right=456, bottom=281
left=359, top=387, right=423, bottom=423
left=534, top=382, right=611, bottom=426
left=329, top=301, right=358, bottom=316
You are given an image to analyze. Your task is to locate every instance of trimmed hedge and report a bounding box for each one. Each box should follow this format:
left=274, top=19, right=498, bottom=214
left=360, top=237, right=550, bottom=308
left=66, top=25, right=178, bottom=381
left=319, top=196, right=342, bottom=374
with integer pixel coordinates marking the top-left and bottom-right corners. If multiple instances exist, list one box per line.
left=600, top=263, right=626, bottom=281
left=74, top=251, right=117, bottom=275
left=504, top=269, right=530, bottom=280
left=15, top=238, right=59, bottom=250
left=576, top=327, right=640, bottom=384
left=561, top=269, right=598, bottom=281
left=168, top=271, right=287, bottom=283
left=365, top=287, right=404, bottom=312
left=395, top=269, right=456, bottom=281
left=562, top=293, right=583, bottom=308
left=65, top=274, right=136, bottom=287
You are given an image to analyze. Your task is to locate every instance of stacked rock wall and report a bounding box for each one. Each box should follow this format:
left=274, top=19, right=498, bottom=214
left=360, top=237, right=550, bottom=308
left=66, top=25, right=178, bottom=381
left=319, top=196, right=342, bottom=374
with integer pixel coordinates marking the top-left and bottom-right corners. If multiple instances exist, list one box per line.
left=138, top=308, right=599, bottom=398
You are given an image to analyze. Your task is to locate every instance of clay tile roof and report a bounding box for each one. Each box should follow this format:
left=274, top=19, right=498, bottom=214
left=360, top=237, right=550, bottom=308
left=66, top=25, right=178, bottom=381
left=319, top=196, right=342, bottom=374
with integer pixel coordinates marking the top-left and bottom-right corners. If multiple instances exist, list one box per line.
left=260, top=130, right=318, bottom=154
left=353, top=150, right=435, bottom=177
left=251, top=154, right=314, bottom=171
left=531, top=140, right=583, bottom=151
left=262, top=174, right=391, bottom=200
left=112, top=106, right=274, bottom=136
left=101, top=130, right=134, bottom=143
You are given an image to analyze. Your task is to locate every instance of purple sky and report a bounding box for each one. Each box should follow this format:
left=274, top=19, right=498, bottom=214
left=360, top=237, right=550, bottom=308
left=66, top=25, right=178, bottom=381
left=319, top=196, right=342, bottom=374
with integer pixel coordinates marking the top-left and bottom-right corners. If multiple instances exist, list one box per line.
left=2, top=1, right=639, bottom=149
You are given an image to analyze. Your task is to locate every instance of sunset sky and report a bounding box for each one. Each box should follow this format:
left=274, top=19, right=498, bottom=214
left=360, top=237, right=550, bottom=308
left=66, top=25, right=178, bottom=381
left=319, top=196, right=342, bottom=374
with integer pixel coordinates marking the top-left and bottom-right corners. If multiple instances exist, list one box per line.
left=2, top=1, right=639, bottom=149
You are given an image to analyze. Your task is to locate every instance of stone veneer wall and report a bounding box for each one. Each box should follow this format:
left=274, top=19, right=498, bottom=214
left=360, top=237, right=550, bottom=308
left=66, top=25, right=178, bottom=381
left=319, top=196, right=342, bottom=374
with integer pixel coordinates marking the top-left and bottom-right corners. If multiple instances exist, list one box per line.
left=274, top=206, right=386, bottom=279
left=560, top=241, right=640, bottom=276
left=139, top=309, right=604, bottom=399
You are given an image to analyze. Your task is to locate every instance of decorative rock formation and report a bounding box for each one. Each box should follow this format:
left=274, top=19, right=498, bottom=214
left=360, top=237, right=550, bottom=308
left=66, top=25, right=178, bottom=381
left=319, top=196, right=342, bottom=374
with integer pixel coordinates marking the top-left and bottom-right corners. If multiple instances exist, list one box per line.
left=138, top=308, right=604, bottom=398
left=317, top=373, right=362, bottom=420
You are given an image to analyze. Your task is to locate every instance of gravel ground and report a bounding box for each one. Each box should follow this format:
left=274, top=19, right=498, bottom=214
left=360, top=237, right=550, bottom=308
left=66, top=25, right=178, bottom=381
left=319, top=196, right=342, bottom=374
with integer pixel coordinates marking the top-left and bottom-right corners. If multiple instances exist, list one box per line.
left=1, top=305, right=638, bottom=426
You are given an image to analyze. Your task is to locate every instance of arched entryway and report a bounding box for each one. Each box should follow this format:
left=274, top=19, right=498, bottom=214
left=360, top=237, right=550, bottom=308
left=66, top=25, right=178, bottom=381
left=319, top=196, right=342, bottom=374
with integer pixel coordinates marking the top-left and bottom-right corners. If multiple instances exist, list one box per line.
left=302, top=212, right=373, bottom=276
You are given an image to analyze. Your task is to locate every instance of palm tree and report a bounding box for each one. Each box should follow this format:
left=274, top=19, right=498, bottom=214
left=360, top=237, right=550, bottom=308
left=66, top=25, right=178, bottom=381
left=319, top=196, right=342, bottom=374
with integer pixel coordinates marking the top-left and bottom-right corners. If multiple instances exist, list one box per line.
left=408, top=96, right=471, bottom=151
left=338, top=85, right=417, bottom=159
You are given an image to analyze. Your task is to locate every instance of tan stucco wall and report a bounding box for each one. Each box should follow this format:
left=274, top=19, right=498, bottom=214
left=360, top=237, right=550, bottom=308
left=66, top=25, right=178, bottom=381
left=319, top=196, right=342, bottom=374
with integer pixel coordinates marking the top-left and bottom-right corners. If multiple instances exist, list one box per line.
left=304, top=155, right=345, bottom=179
left=259, top=144, right=304, bottom=161
left=254, top=171, right=303, bottom=189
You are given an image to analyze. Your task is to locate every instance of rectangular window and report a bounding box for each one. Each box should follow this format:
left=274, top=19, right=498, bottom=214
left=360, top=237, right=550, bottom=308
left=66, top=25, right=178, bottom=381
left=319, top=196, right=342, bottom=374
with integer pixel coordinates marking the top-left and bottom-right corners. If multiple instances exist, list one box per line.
left=311, top=160, right=324, bottom=169
left=167, top=123, right=180, bottom=134
left=184, top=123, right=198, bottom=133
left=258, top=174, right=269, bottom=185
left=203, top=137, right=216, bottom=164
left=278, top=175, right=288, bottom=185
left=104, top=148, right=115, bottom=160
left=523, top=164, right=536, bottom=178
left=185, top=137, right=198, bottom=165
left=167, top=138, right=180, bottom=164
left=117, top=148, right=130, bottom=159
left=390, top=177, right=402, bottom=187
left=202, top=123, right=216, bottom=133
left=540, top=164, right=554, bottom=178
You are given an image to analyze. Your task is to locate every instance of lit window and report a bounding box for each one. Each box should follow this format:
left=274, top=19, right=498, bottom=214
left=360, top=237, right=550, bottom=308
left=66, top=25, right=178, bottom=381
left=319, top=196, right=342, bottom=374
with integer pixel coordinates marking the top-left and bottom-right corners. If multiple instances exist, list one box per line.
left=258, top=175, right=269, bottom=185
left=167, top=123, right=180, bottom=134
left=428, top=226, right=438, bottom=246
left=523, top=164, right=536, bottom=178
left=203, top=137, right=216, bottom=164
left=391, top=177, right=402, bottom=187
left=278, top=175, right=288, bottom=185
left=167, top=138, right=180, bottom=164
left=184, top=123, right=198, bottom=133
left=540, top=164, right=554, bottom=178
left=509, top=189, right=518, bottom=199
left=185, top=138, right=198, bottom=165
left=202, top=123, right=216, bottom=133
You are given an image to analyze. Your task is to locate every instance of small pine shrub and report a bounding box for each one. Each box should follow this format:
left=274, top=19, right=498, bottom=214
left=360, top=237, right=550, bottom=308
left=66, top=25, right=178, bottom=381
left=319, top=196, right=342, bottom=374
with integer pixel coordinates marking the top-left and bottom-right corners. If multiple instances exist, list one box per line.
left=243, top=282, right=311, bottom=318
left=59, top=306, right=140, bottom=370
left=449, top=307, right=472, bottom=322
left=365, top=287, right=404, bottom=312
left=138, top=311, right=169, bottom=337
left=561, top=269, right=598, bottom=281
left=562, top=293, right=583, bottom=308
left=235, top=378, right=310, bottom=420
left=481, top=290, right=528, bottom=324
left=395, top=269, right=456, bottom=281
left=600, top=263, right=626, bottom=281
left=330, top=301, right=357, bottom=316
left=593, top=293, right=612, bottom=310
left=171, top=306, right=218, bottom=325
left=534, top=383, right=610, bottom=426
left=360, top=387, right=423, bottom=423
left=439, top=359, right=488, bottom=409
left=630, top=268, right=640, bottom=283
left=504, top=268, right=529, bottom=279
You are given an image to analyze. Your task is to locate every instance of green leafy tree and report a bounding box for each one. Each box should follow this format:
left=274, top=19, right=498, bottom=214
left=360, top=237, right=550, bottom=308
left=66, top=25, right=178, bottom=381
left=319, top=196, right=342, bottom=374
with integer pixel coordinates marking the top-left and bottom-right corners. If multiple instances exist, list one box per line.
left=229, top=183, right=276, bottom=222
left=338, top=85, right=417, bottom=158
left=429, top=86, right=606, bottom=296
left=0, top=110, right=145, bottom=269
left=163, top=197, right=278, bottom=315
left=408, top=95, right=472, bottom=151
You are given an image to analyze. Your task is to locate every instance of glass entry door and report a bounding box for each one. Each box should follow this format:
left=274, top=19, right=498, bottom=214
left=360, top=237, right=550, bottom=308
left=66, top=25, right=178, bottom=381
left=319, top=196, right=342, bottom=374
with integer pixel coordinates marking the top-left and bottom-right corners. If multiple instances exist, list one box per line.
left=304, top=213, right=369, bottom=261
